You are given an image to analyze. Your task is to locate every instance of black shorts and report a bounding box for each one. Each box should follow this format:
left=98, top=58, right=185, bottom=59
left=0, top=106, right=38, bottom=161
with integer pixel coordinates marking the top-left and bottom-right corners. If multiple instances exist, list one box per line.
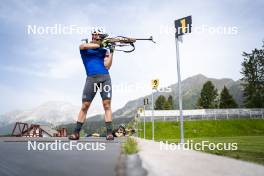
left=82, top=74, right=112, bottom=102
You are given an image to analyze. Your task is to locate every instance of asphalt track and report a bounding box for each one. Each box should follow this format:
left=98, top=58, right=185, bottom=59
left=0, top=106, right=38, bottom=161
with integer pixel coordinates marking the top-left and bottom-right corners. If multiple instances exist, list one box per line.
left=0, top=137, right=125, bottom=176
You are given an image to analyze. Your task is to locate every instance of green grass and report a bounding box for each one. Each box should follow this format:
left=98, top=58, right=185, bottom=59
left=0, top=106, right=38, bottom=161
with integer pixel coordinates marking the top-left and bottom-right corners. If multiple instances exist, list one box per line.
left=138, top=119, right=264, bottom=165
left=166, top=136, right=264, bottom=165
left=138, top=119, right=264, bottom=140
left=122, top=137, right=139, bottom=155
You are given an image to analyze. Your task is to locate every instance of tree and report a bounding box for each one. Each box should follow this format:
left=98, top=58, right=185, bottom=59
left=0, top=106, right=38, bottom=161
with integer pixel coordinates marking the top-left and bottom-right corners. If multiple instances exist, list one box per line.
left=197, top=81, right=218, bottom=108
left=241, top=43, right=264, bottom=108
left=167, top=95, right=174, bottom=109
left=219, top=86, right=238, bottom=108
left=155, top=95, right=166, bottom=110
left=154, top=95, right=173, bottom=110
left=164, top=100, right=172, bottom=110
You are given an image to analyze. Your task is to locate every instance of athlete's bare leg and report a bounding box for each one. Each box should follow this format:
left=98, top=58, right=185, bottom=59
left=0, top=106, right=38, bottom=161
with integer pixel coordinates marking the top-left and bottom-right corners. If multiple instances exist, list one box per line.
left=77, top=101, right=91, bottom=123
left=69, top=101, right=91, bottom=140
left=103, top=99, right=114, bottom=140
left=102, top=99, right=112, bottom=122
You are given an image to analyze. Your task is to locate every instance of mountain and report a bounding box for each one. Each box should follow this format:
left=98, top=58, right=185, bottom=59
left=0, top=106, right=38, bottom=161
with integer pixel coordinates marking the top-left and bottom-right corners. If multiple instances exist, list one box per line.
left=111, top=74, right=244, bottom=119
left=0, top=101, right=79, bottom=135
left=0, top=74, right=244, bottom=135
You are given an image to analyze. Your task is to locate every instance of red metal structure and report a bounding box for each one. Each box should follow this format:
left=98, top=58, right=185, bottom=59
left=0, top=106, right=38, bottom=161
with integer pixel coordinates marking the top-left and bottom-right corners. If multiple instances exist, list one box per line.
left=56, top=128, right=67, bottom=137
left=27, top=124, right=43, bottom=137
left=11, top=122, right=63, bottom=137
left=12, top=122, right=30, bottom=137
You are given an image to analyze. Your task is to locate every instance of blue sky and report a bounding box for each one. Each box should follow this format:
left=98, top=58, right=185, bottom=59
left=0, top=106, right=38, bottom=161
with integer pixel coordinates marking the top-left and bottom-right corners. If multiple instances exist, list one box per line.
left=0, top=0, right=263, bottom=115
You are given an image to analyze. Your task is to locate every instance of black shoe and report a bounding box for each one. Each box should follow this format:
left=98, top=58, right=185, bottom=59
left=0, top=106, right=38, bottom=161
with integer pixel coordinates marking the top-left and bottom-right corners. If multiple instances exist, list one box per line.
left=68, top=132, right=80, bottom=140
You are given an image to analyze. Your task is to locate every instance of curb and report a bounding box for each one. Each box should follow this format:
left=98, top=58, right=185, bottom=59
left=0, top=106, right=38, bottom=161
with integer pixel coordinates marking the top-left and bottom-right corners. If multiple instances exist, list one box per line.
left=116, top=153, right=147, bottom=176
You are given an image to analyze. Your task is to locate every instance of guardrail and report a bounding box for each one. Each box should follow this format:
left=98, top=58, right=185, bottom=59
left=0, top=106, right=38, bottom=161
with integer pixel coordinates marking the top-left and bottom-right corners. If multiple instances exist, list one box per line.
left=138, top=108, right=264, bottom=121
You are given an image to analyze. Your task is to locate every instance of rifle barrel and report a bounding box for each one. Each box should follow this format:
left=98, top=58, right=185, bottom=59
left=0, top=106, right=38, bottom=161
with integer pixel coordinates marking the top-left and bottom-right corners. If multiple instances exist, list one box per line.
left=135, top=38, right=151, bottom=40
left=135, top=36, right=156, bottom=43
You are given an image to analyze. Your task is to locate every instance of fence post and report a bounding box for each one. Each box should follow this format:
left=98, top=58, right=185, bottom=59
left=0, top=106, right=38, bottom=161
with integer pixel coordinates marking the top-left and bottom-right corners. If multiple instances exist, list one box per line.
left=214, top=109, right=216, bottom=120
left=226, top=110, right=229, bottom=120
left=143, top=106, right=146, bottom=139
left=136, top=116, right=139, bottom=138
left=250, top=110, right=252, bottom=119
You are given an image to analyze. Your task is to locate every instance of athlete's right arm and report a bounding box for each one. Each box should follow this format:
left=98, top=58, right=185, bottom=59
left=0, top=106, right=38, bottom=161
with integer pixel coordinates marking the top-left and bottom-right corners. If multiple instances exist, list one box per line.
left=79, top=43, right=100, bottom=50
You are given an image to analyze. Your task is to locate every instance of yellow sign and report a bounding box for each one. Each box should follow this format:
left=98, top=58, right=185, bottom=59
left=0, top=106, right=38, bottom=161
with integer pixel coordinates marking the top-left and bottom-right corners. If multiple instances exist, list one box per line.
left=174, top=16, right=192, bottom=38
left=151, top=79, right=159, bottom=89
left=138, top=108, right=144, bottom=113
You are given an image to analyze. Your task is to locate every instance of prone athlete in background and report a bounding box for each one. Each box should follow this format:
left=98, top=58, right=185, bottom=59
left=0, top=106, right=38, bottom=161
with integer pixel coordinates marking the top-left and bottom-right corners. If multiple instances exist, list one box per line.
left=112, top=124, right=126, bottom=137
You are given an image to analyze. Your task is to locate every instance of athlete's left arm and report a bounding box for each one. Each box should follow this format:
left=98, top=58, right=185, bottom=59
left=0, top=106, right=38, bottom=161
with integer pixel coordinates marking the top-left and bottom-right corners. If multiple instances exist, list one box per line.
left=104, top=51, right=113, bottom=70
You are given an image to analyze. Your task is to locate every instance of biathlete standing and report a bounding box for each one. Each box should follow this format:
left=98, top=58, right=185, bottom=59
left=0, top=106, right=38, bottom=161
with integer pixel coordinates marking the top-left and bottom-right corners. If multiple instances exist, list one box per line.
left=69, top=29, right=115, bottom=140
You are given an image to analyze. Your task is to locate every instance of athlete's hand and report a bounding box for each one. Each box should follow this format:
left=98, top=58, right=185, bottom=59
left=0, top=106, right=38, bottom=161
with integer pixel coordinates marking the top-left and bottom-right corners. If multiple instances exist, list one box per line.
left=100, top=39, right=109, bottom=48
left=109, top=44, right=115, bottom=53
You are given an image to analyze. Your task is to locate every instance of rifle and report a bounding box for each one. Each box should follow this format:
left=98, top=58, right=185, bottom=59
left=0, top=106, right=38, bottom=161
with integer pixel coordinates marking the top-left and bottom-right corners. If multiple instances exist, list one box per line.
left=81, top=36, right=155, bottom=53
